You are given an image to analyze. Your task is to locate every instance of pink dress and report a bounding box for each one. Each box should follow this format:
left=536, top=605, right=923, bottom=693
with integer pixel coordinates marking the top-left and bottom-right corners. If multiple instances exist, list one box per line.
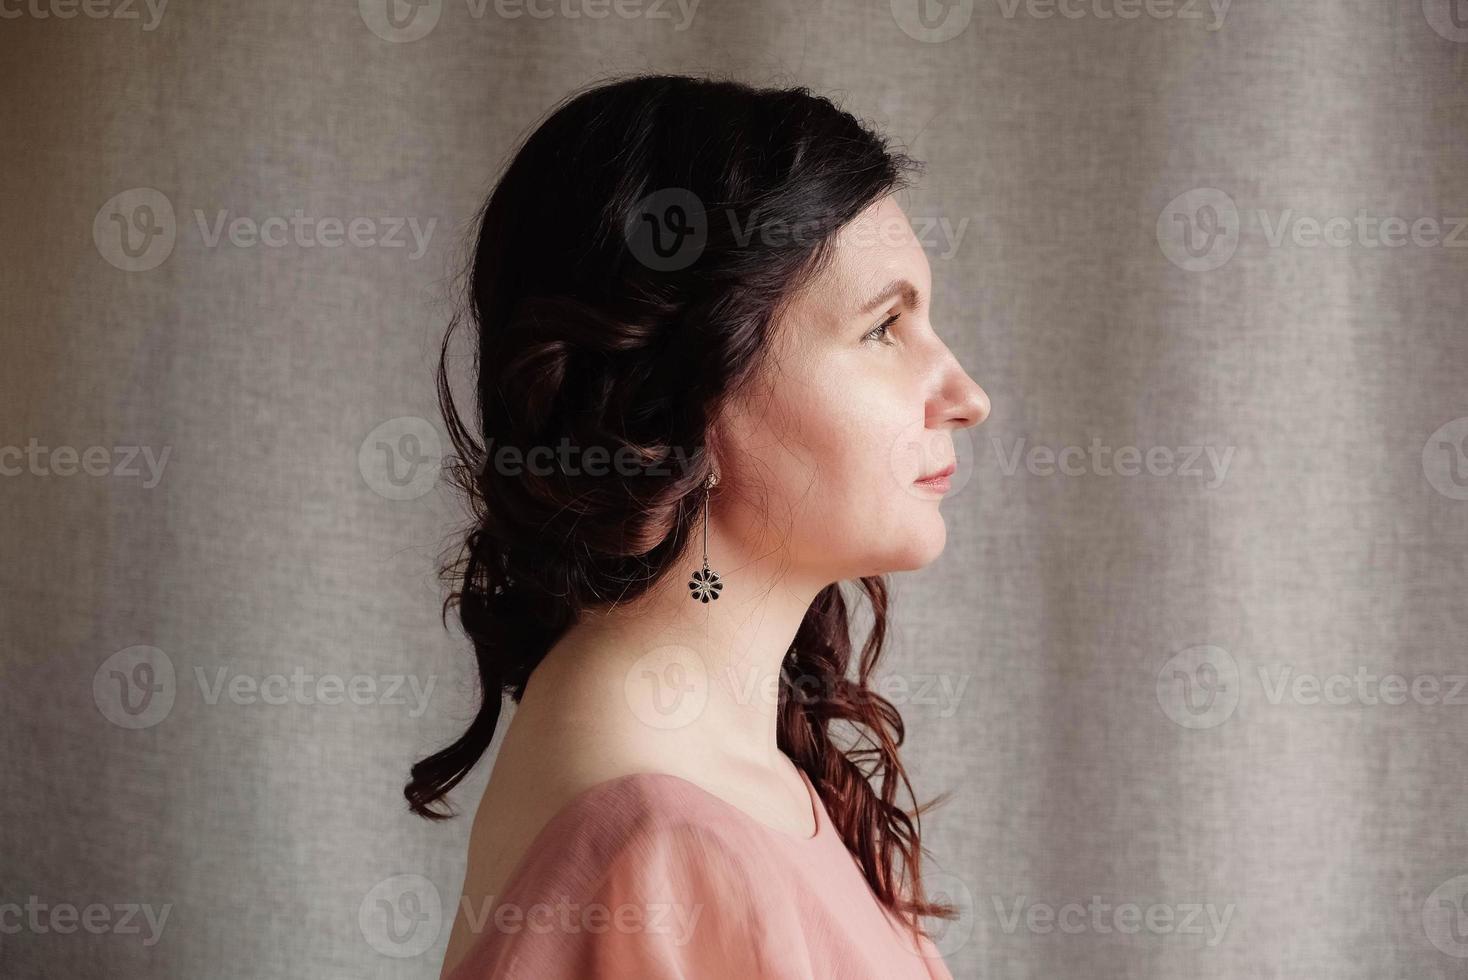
left=445, top=766, right=956, bottom=979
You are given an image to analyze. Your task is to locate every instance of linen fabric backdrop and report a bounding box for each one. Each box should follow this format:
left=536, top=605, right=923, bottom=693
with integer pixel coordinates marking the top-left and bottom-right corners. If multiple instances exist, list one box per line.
left=4, top=1, right=1467, bottom=977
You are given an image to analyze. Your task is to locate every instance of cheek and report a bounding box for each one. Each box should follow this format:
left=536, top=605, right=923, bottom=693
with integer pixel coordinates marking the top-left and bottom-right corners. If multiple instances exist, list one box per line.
left=721, top=351, right=935, bottom=569
left=807, top=390, right=890, bottom=481
left=771, top=373, right=916, bottom=529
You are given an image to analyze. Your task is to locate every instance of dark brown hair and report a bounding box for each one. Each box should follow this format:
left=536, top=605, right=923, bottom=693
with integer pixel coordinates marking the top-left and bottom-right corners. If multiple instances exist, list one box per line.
left=406, top=72, right=954, bottom=934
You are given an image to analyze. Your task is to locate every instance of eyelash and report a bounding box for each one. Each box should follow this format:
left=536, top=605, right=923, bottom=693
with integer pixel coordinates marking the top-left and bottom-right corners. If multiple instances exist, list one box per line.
left=863, top=313, right=900, bottom=346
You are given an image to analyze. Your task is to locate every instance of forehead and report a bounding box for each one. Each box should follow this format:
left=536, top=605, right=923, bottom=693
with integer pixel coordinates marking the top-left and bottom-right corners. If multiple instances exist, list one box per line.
left=788, top=196, right=929, bottom=326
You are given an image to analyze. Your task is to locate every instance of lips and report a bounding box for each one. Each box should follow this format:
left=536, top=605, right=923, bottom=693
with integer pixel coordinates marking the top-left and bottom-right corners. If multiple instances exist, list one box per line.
left=915, top=462, right=956, bottom=484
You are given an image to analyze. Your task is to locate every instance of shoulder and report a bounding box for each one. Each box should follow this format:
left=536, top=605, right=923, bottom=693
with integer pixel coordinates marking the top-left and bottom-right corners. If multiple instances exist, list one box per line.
left=497, top=771, right=784, bottom=904
left=446, top=773, right=807, bottom=980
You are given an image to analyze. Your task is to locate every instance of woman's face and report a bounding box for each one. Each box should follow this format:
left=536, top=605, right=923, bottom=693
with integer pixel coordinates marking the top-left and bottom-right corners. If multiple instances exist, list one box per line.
left=720, top=194, right=990, bottom=584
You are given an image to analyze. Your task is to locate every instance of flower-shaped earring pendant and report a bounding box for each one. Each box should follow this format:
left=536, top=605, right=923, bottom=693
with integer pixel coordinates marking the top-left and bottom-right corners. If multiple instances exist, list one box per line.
left=689, top=565, right=722, bottom=602
left=689, top=471, right=722, bottom=602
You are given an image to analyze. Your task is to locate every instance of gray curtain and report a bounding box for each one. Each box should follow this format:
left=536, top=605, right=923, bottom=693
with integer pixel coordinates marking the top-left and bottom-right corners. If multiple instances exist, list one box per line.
left=4, top=2, right=1467, bottom=977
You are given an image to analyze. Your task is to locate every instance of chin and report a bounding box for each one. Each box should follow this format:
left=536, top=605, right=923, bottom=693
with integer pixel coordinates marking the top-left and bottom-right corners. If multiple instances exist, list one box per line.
left=885, top=516, right=948, bottom=572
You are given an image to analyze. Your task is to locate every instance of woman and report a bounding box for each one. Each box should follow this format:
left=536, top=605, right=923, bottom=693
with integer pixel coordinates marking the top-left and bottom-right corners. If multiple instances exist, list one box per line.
left=408, top=72, right=990, bottom=979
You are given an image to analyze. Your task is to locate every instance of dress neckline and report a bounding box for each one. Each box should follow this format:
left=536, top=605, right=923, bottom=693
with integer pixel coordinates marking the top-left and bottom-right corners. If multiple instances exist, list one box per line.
left=476, top=759, right=829, bottom=929
left=579, top=762, right=826, bottom=844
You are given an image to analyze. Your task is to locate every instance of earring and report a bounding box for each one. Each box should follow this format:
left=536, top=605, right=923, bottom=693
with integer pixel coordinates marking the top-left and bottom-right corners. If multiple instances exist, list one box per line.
left=688, top=471, right=723, bottom=603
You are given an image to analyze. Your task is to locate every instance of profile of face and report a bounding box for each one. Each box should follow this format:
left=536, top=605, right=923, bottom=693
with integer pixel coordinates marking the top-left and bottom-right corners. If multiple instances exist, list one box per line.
left=718, top=195, right=990, bottom=586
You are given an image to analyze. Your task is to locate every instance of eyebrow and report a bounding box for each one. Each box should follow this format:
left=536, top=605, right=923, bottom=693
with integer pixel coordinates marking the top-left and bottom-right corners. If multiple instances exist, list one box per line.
left=853, top=277, right=921, bottom=318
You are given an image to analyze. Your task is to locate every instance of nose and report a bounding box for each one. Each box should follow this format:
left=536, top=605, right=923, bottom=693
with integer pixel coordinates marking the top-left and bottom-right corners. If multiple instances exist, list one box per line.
left=929, top=354, right=989, bottom=430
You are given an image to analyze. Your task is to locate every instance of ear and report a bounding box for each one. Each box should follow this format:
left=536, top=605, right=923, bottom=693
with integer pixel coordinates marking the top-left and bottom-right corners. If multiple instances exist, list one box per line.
left=701, top=418, right=731, bottom=491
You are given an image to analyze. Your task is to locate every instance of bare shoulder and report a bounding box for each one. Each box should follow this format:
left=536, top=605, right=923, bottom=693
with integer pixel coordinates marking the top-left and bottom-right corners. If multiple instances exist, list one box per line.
left=438, top=714, right=707, bottom=977
left=458, top=732, right=648, bottom=904
left=438, top=662, right=807, bottom=977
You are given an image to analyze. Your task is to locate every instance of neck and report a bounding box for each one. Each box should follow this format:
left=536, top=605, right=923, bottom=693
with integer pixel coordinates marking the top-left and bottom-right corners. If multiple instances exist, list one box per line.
left=527, top=528, right=830, bottom=768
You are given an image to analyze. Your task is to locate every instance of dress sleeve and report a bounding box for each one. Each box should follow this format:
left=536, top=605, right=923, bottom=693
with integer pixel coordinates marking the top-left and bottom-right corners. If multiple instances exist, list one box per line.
left=483, top=820, right=814, bottom=980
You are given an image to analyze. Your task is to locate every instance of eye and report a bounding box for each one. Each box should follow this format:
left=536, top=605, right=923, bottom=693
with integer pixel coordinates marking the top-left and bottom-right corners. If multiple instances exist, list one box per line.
left=862, top=312, right=900, bottom=346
